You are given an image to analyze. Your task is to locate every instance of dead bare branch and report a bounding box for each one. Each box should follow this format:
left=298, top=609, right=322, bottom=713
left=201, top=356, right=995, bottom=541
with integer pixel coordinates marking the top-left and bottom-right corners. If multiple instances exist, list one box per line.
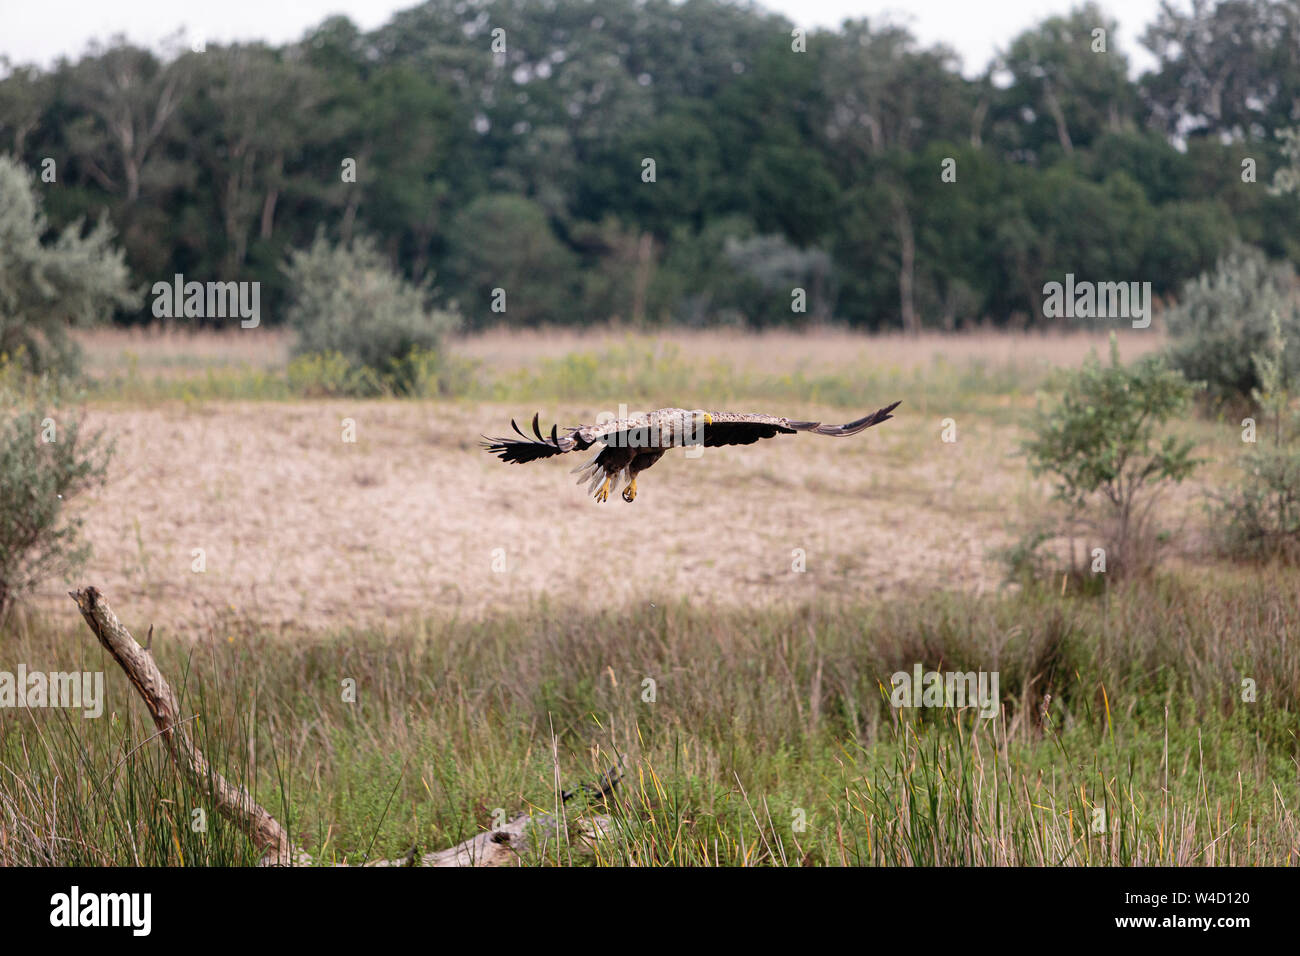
left=67, top=586, right=620, bottom=867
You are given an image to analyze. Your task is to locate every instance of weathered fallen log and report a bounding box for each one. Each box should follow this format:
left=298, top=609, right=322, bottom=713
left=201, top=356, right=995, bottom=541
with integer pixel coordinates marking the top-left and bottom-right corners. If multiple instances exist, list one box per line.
left=380, top=763, right=623, bottom=867
left=394, top=799, right=616, bottom=867
left=68, top=586, right=619, bottom=866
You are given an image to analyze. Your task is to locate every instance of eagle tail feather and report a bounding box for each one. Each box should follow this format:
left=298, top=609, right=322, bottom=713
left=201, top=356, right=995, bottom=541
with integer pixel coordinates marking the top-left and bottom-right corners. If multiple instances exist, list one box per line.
left=571, top=450, right=602, bottom=474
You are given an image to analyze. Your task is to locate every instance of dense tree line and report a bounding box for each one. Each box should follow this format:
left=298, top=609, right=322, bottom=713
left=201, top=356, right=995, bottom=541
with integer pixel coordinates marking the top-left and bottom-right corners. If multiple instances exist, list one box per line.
left=1, top=0, right=1298, bottom=331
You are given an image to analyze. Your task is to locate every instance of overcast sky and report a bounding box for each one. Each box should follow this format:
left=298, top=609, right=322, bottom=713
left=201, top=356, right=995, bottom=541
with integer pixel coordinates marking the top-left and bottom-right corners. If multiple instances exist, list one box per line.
left=3, top=0, right=1167, bottom=76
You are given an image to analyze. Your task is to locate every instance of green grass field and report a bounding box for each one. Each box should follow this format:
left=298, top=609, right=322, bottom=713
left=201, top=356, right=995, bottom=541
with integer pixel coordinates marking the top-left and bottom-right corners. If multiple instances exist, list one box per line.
left=3, top=570, right=1296, bottom=866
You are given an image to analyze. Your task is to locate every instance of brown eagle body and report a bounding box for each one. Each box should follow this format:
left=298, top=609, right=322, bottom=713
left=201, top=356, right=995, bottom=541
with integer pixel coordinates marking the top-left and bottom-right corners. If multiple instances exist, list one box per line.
left=481, top=401, right=901, bottom=502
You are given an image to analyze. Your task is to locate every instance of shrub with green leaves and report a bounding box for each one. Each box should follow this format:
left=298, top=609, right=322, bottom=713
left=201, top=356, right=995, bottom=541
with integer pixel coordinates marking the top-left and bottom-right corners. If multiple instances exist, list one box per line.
left=0, top=364, right=112, bottom=615
left=1164, top=243, right=1300, bottom=404
left=1020, top=335, right=1200, bottom=579
left=0, top=156, right=139, bottom=377
left=284, top=232, right=459, bottom=395
left=1213, top=314, right=1300, bottom=561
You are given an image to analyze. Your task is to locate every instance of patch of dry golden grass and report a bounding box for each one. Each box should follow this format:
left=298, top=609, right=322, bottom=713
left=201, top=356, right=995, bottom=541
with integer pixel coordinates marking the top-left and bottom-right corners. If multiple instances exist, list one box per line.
left=76, top=323, right=1165, bottom=381
left=78, top=325, right=291, bottom=379
left=457, top=324, right=1167, bottom=375
left=40, top=398, right=1016, bottom=632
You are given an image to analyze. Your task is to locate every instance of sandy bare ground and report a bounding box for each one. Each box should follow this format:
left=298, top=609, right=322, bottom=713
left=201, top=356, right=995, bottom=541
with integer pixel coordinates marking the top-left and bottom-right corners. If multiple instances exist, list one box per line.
left=35, top=398, right=1020, bottom=634
left=45, top=326, right=1186, bottom=634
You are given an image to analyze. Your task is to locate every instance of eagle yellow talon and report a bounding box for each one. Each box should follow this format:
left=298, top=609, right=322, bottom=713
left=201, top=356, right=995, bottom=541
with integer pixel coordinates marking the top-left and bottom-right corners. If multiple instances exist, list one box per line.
left=622, top=478, right=637, bottom=502
left=595, top=476, right=611, bottom=502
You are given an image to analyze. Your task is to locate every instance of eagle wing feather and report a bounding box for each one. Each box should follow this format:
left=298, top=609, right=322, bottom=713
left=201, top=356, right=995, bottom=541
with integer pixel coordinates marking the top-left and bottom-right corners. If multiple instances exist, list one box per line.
left=702, top=401, right=900, bottom=447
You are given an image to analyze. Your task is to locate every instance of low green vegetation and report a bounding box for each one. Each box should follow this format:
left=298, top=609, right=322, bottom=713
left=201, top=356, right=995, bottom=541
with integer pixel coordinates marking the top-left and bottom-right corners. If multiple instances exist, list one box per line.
left=0, top=364, right=111, bottom=617
left=2, top=572, right=1294, bottom=865
left=1014, top=337, right=1200, bottom=580
left=1211, top=315, right=1300, bottom=561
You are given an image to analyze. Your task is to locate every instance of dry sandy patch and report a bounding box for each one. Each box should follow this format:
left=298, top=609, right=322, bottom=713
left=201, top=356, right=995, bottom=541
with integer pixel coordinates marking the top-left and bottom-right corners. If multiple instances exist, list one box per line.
left=36, top=399, right=1019, bottom=633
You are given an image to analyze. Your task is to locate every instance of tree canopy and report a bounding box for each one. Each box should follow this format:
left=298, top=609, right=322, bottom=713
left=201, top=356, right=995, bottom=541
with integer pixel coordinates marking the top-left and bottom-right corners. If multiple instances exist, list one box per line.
left=1, top=0, right=1297, bottom=331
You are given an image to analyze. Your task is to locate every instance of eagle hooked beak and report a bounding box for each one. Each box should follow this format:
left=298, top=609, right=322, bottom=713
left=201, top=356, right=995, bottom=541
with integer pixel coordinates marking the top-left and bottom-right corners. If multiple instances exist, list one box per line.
left=685, top=410, right=711, bottom=447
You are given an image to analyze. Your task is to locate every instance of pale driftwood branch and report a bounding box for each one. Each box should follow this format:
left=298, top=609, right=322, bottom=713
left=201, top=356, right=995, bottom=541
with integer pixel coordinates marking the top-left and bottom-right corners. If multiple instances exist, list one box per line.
left=70, top=586, right=303, bottom=866
left=388, top=807, right=614, bottom=867
left=406, top=763, right=623, bottom=867
left=68, top=586, right=620, bottom=867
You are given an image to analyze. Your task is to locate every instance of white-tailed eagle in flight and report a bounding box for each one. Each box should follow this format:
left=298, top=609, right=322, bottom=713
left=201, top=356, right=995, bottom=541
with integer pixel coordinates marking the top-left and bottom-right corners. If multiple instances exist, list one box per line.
left=482, top=401, right=900, bottom=502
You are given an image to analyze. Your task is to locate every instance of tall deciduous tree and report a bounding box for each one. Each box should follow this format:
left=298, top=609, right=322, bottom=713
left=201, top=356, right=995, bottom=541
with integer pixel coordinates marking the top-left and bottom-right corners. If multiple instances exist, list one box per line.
left=0, top=61, right=50, bottom=158
left=66, top=41, right=188, bottom=203
left=1142, top=0, right=1300, bottom=141
left=996, top=3, right=1133, bottom=160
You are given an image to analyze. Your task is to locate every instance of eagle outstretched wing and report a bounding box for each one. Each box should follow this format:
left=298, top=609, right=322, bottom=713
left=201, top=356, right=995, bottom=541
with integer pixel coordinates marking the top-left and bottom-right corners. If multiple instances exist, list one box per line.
left=481, top=401, right=901, bottom=461
left=701, top=401, right=901, bottom=447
